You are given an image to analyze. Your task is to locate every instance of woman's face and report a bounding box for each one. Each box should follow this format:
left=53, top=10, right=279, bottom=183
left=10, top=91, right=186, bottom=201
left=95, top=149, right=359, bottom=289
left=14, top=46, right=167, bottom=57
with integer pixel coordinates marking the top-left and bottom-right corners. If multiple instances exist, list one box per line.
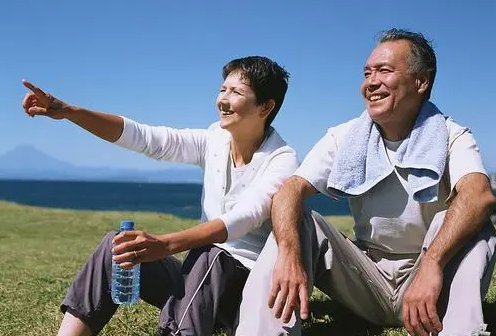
left=216, top=71, right=266, bottom=135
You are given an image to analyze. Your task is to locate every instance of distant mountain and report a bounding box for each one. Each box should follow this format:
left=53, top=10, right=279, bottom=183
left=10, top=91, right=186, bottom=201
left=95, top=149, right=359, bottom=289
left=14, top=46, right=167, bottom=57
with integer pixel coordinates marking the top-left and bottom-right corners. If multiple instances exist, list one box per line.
left=0, top=145, right=75, bottom=171
left=0, top=146, right=202, bottom=183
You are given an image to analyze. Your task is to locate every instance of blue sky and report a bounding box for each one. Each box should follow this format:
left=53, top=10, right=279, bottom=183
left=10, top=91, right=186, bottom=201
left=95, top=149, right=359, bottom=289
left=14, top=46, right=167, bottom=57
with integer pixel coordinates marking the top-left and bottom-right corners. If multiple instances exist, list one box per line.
left=1, top=0, right=495, bottom=172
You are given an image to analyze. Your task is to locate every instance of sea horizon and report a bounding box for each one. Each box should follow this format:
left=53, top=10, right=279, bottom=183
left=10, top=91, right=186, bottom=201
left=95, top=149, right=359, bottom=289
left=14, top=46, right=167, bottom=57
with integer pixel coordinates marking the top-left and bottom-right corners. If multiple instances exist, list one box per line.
left=0, top=179, right=352, bottom=219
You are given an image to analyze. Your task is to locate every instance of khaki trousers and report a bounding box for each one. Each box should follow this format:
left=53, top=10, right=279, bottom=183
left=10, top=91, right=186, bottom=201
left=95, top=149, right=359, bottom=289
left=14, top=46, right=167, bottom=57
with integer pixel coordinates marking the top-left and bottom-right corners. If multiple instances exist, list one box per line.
left=236, top=210, right=496, bottom=336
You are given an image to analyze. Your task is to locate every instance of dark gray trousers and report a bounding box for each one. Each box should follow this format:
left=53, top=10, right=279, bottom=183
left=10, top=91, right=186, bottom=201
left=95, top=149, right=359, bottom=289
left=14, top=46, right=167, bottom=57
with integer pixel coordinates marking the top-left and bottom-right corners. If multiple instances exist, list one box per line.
left=61, top=231, right=249, bottom=336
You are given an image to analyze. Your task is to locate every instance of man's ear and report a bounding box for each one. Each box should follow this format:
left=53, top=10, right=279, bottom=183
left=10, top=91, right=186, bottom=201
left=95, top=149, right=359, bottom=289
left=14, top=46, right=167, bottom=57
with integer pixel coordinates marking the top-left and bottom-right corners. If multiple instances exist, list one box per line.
left=260, top=99, right=276, bottom=119
left=416, top=72, right=430, bottom=95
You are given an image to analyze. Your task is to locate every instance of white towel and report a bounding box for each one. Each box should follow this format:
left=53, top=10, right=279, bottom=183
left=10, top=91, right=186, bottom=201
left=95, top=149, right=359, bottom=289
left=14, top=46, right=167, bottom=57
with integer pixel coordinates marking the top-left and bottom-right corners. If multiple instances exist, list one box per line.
left=327, top=101, right=448, bottom=202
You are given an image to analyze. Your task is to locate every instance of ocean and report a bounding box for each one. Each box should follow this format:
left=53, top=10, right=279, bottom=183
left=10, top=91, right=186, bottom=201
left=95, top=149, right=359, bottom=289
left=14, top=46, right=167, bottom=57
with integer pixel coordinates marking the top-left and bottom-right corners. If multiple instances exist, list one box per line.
left=0, top=180, right=351, bottom=219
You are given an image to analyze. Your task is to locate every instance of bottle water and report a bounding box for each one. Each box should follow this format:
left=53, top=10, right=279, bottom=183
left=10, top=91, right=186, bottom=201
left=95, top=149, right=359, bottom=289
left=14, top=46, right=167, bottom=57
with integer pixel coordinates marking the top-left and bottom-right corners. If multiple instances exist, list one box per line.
left=111, top=220, right=140, bottom=305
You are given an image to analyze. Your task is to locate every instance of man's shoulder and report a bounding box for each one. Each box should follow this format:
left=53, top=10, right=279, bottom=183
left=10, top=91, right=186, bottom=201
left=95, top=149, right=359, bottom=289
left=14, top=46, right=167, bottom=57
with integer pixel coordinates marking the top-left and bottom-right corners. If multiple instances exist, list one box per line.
left=325, top=115, right=363, bottom=141
left=444, top=116, right=471, bottom=144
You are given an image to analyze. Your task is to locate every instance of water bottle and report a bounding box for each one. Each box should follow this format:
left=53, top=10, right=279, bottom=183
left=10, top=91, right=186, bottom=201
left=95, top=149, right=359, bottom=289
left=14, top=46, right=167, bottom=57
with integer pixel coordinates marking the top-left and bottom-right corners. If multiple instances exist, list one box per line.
left=111, top=220, right=140, bottom=305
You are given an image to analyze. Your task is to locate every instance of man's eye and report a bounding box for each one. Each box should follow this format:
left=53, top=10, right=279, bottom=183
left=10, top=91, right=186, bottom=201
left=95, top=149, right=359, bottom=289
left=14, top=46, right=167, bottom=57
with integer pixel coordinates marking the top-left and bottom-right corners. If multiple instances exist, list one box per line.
left=380, top=68, right=392, bottom=73
left=364, top=72, right=371, bottom=78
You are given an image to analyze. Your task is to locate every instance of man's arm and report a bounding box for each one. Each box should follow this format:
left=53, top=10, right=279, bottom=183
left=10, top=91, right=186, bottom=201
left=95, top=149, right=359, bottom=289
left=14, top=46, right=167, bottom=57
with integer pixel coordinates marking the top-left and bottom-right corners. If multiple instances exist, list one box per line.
left=424, top=172, right=495, bottom=266
left=268, top=175, right=318, bottom=323
left=402, top=172, right=496, bottom=336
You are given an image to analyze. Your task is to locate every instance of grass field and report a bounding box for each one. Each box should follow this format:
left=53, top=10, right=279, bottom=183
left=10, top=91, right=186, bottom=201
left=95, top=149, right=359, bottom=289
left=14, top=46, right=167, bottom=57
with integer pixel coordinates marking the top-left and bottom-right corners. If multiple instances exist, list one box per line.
left=0, top=201, right=494, bottom=335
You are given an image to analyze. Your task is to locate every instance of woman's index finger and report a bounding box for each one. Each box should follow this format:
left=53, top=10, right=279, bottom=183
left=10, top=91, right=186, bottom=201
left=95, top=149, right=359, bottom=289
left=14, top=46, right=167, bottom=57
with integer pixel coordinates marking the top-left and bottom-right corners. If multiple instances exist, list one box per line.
left=22, top=80, right=47, bottom=97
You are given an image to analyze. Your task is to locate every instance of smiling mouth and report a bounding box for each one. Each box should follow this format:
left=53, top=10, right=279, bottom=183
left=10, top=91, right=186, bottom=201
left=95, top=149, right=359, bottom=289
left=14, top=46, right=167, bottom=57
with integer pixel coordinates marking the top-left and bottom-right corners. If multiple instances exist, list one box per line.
left=220, top=109, right=234, bottom=116
left=368, top=94, right=388, bottom=102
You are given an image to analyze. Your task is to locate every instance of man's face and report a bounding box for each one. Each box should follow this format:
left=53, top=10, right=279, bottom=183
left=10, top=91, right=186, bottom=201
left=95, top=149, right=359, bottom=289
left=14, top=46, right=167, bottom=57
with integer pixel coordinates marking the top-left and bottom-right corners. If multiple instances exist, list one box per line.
left=360, top=40, right=424, bottom=129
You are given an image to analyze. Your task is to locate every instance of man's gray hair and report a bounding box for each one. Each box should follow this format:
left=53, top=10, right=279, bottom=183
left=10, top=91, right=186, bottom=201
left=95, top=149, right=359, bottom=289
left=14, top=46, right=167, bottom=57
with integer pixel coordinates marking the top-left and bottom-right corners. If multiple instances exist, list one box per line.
left=378, top=28, right=437, bottom=99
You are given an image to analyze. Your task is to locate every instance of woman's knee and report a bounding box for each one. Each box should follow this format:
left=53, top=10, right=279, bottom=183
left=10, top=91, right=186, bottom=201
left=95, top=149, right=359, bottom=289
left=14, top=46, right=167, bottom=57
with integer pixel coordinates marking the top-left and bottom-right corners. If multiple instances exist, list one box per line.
left=100, top=231, right=118, bottom=248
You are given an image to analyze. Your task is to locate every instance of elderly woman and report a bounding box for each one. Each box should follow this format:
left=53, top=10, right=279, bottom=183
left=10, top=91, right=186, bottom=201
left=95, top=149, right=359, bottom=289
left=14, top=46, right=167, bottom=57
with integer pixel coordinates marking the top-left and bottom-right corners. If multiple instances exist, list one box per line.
left=22, top=56, right=298, bottom=336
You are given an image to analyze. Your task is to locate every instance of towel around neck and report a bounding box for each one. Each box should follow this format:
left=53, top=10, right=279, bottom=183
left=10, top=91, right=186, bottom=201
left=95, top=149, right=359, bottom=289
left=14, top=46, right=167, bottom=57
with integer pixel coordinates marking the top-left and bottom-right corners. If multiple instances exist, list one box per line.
left=326, top=101, right=449, bottom=202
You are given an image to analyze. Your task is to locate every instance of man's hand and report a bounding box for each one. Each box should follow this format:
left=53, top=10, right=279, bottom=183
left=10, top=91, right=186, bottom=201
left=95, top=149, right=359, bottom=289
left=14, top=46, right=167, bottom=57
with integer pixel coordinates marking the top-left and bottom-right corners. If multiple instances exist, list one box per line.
left=112, top=230, right=171, bottom=269
left=402, top=256, right=443, bottom=336
left=268, top=250, right=309, bottom=324
left=22, top=80, right=69, bottom=119
left=268, top=176, right=316, bottom=324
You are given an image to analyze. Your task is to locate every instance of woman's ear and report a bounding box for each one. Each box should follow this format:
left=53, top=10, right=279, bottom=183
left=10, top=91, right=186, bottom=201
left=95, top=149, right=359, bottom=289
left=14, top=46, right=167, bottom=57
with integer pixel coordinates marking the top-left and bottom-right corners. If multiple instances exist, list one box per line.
left=259, top=99, right=275, bottom=119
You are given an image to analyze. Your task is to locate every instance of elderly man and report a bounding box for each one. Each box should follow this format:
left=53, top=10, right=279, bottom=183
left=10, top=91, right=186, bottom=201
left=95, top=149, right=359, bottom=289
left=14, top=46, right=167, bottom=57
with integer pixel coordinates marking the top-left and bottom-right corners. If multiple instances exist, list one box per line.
left=236, top=29, right=496, bottom=336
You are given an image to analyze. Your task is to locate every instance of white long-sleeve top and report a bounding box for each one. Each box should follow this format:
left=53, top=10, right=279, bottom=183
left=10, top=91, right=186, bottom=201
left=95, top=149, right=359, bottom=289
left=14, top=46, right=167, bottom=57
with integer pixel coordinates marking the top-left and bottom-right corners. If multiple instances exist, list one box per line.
left=115, top=117, right=299, bottom=269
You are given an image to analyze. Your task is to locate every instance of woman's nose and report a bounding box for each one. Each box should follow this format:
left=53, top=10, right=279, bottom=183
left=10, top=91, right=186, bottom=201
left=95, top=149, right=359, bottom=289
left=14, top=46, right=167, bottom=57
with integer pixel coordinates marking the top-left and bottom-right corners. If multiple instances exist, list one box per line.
left=217, top=96, right=229, bottom=110
left=218, top=90, right=231, bottom=101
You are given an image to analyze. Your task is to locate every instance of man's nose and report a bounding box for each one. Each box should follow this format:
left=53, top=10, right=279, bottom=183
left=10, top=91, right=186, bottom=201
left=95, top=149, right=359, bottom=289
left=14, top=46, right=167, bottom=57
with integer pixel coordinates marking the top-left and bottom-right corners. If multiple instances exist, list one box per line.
left=366, top=72, right=380, bottom=87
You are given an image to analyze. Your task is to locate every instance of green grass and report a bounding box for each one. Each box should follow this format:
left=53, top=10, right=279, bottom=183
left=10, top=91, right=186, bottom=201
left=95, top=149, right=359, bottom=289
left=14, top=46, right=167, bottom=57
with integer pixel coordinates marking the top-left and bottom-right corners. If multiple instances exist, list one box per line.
left=0, top=201, right=494, bottom=335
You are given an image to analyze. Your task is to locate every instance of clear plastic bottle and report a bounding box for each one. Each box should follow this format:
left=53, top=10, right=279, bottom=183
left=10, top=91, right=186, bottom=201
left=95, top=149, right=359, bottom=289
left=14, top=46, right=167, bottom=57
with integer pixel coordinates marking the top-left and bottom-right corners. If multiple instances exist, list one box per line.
left=111, top=220, right=140, bottom=305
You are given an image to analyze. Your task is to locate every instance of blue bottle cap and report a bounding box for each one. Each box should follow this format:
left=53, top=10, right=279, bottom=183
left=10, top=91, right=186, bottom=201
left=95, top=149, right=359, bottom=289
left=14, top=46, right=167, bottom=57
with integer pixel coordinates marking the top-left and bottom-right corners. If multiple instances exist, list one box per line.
left=120, top=220, right=135, bottom=230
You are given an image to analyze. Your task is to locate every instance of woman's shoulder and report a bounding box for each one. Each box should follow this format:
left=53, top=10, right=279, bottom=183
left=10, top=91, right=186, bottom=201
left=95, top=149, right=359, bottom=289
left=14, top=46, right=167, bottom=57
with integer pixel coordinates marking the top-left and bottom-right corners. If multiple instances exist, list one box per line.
left=204, top=121, right=231, bottom=145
